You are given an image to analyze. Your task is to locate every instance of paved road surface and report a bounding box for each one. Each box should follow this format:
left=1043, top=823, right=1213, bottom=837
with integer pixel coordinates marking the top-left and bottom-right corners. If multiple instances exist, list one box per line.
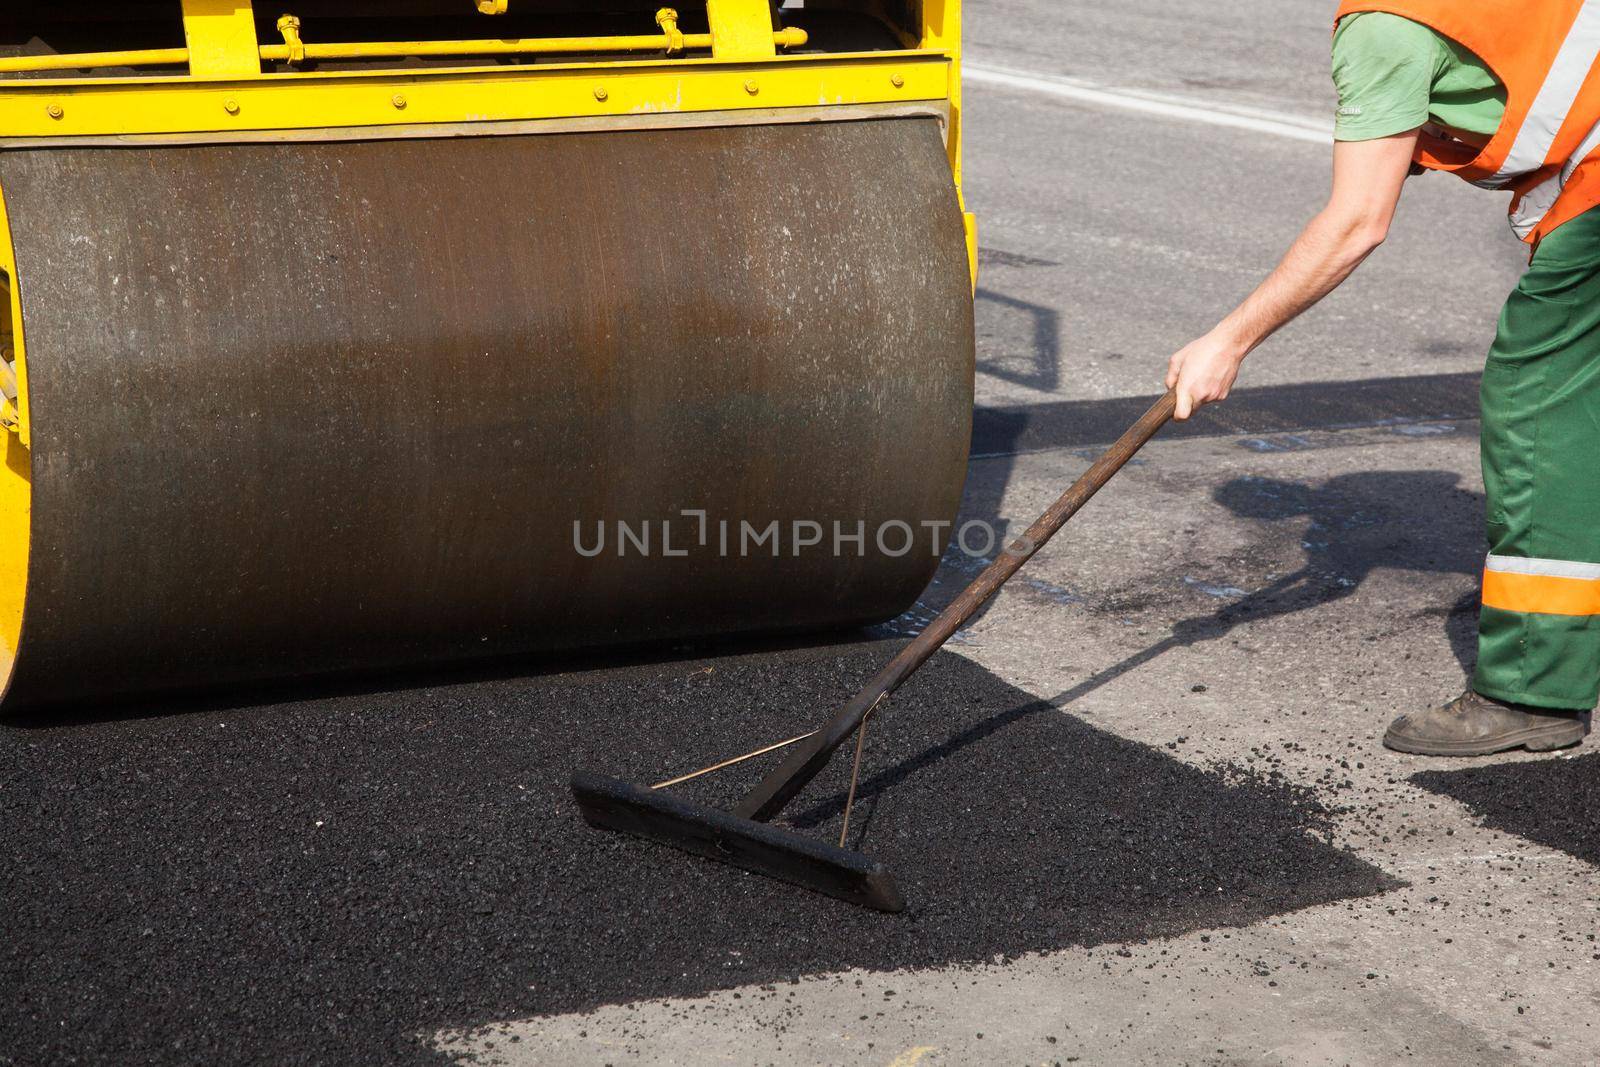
left=6, top=3, right=1595, bottom=1065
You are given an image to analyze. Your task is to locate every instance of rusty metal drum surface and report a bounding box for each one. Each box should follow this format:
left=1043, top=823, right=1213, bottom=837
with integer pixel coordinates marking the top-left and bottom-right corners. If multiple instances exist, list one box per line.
left=0, top=117, right=974, bottom=708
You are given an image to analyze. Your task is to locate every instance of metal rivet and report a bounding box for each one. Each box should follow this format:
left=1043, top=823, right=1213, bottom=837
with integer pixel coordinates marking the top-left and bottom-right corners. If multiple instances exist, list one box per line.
left=45, top=104, right=63, bottom=120
left=593, top=85, right=608, bottom=101
left=890, top=73, right=905, bottom=88
left=391, top=93, right=407, bottom=109
left=744, top=79, right=759, bottom=95
left=223, top=98, right=241, bottom=115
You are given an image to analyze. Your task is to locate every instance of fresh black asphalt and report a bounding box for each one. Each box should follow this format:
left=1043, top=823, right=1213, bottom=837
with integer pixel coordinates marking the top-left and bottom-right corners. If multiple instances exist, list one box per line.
left=1, top=639, right=1391, bottom=1065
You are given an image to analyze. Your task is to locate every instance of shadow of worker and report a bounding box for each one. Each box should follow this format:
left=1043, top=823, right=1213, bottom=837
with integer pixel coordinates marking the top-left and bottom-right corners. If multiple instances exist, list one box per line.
left=1048, top=467, right=1487, bottom=714
left=803, top=468, right=1491, bottom=840
left=800, top=467, right=1484, bottom=844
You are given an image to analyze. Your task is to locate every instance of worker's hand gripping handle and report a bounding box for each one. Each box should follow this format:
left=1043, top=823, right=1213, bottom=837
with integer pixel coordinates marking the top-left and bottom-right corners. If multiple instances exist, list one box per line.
left=734, top=390, right=1179, bottom=822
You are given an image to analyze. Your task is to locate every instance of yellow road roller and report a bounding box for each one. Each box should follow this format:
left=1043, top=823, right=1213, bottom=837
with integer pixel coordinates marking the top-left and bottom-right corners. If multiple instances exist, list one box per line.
left=0, top=2, right=975, bottom=709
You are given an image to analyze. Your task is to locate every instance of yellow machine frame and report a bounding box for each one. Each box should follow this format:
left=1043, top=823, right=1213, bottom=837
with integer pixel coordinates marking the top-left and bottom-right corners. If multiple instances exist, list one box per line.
left=0, top=2, right=965, bottom=186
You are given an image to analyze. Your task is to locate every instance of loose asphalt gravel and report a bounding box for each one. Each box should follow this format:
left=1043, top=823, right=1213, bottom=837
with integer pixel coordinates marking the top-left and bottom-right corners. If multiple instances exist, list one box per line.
left=0, top=639, right=1391, bottom=1065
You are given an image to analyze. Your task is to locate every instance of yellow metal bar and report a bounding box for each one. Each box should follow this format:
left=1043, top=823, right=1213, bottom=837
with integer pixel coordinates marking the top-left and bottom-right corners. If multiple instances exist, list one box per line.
left=920, top=0, right=962, bottom=186
left=258, top=30, right=805, bottom=63
left=0, top=49, right=190, bottom=76
left=921, top=0, right=971, bottom=283
left=0, top=183, right=28, bottom=674
left=0, top=53, right=949, bottom=139
left=706, top=0, right=779, bottom=60
left=0, top=31, right=809, bottom=78
left=180, top=0, right=262, bottom=78
left=258, top=35, right=693, bottom=62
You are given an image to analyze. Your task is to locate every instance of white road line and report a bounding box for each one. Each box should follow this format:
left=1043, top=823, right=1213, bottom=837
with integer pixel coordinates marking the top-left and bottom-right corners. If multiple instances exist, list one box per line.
left=964, top=63, right=1334, bottom=145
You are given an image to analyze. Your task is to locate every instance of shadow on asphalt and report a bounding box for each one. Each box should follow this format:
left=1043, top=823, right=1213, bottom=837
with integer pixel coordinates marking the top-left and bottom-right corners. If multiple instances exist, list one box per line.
left=1208, top=470, right=1484, bottom=674
left=893, top=369, right=1487, bottom=645
left=1021, top=470, right=1485, bottom=717
left=911, top=466, right=1487, bottom=725
left=0, top=627, right=881, bottom=731
left=975, top=284, right=1062, bottom=393
left=1, top=641, right=1394, bottom=1065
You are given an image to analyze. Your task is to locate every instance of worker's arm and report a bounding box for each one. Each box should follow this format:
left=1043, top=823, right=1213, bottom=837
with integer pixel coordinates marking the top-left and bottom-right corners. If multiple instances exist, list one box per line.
left=1164, top=128, right=1420, bottom=419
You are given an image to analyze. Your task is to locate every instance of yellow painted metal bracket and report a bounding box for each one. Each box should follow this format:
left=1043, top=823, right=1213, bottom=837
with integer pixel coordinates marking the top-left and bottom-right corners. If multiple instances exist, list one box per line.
left=706, top=0, right=778, bottom=60
left=180, top=0, right=262, bottom=78
left=657, top=8, right=687, bottom=56
left=276, top=15, right=306, bottom=67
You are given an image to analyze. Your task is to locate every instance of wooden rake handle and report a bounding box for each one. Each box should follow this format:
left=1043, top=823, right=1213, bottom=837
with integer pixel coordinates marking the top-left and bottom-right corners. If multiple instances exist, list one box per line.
left=733, top=389, right=1179, bottom=822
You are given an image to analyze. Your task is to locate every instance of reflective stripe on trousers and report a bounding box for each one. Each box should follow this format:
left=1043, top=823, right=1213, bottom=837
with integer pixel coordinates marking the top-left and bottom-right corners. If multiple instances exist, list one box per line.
left=1482, top=554, right=1600, bottom=616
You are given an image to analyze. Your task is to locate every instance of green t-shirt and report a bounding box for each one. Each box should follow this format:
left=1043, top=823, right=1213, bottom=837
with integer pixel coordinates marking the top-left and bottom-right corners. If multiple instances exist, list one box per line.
left=1331, top=12, right=1506, bottom=143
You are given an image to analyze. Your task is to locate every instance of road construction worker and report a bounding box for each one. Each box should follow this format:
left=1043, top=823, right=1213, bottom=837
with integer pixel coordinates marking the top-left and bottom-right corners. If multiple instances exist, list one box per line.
left=1164, top=1, right=1598, bottom=756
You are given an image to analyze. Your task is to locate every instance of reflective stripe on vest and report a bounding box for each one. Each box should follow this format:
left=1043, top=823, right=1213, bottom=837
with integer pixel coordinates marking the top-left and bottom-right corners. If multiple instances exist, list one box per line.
left=1509, top=116, right=1600, bottom=237
left=1479, top=0, right=1600, bottom=189
left=1482, top=553, right=1600, bottom=616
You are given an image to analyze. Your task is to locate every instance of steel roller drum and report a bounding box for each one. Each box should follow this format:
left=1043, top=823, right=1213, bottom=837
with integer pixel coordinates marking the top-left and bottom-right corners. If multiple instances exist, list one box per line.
left=0, top=117, right=974, bottom=709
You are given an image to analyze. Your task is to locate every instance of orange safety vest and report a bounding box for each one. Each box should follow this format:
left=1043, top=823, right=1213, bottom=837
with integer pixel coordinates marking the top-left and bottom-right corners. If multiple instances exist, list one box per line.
left=1335, top=0, right=1600, bottom=245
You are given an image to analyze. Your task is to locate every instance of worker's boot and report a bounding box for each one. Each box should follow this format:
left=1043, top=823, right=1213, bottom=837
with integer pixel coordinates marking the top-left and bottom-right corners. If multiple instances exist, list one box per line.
left=1384, top=689, right=1590, bottom=756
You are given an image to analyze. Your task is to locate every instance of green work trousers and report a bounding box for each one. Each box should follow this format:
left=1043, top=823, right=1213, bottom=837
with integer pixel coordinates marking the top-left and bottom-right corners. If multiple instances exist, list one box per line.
left=1474, top=206, right=1600, bottom=710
